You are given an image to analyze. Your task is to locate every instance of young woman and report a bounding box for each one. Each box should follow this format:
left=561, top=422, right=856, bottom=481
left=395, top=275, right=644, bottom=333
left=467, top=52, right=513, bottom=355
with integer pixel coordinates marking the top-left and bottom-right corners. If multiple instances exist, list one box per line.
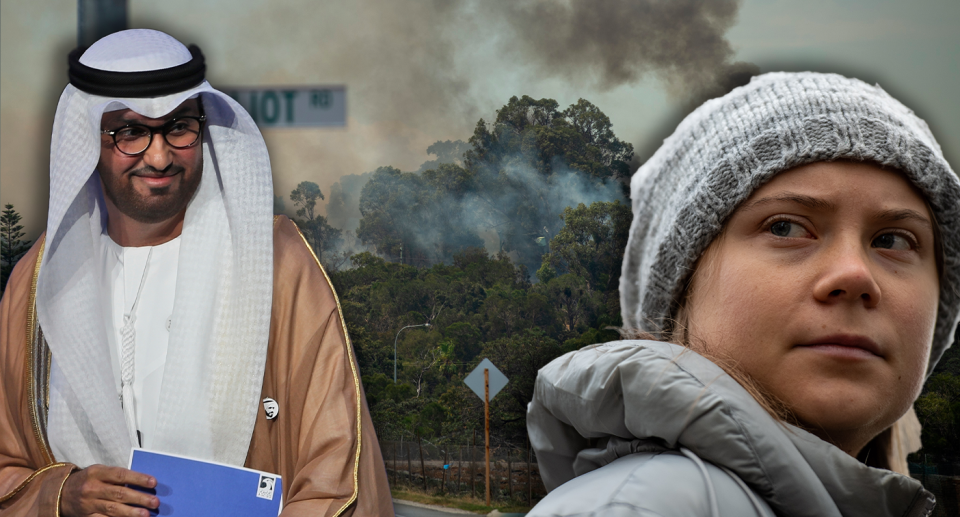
left=526, top=72, right=959, bottom=517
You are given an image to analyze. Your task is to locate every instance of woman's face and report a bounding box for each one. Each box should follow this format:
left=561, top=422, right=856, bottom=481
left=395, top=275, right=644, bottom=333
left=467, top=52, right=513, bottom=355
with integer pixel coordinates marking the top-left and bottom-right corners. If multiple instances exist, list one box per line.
left=684, top=161, right=940, bottom=455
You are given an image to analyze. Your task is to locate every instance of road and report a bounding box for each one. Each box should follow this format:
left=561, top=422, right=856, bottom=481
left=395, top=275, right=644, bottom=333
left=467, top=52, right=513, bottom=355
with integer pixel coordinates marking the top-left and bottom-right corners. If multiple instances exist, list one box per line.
left=393, top=500, right=478, bottom=517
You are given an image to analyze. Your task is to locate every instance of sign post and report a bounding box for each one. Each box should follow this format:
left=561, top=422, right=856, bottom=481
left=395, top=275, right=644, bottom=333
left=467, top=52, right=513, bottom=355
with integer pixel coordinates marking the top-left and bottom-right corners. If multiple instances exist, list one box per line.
left=464, top=358, right=508, bottom=507
left=484, top=368, right=490, bottom=505
left=78, top=0, right=128, bottom=48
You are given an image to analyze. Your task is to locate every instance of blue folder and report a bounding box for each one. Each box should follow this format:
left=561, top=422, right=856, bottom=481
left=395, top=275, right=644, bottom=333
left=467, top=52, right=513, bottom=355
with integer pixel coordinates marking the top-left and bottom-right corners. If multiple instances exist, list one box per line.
left=128, top=449, right=283, bottom=516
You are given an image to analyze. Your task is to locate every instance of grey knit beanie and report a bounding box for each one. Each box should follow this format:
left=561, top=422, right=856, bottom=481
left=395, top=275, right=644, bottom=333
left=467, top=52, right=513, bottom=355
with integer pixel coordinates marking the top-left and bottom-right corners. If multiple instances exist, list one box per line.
left=620, top=71, right=960, bottom=375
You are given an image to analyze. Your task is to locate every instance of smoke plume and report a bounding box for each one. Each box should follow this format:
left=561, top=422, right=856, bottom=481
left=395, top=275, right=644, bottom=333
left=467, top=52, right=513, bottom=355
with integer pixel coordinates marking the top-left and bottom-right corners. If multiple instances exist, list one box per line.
left=326, top=171, right=374, bottom=255
left=1, top=0, right=757, bottom=239
left=339, top=136, right=626, bottom=273
left=155, top=0, right=755, bottom=139
left=489, top=0, right=758, bottom=101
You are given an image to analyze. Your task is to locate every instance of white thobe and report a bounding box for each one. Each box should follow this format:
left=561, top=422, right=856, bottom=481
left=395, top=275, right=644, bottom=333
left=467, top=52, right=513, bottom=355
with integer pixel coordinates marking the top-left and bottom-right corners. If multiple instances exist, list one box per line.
left=100, top=233, right=180, bottom=449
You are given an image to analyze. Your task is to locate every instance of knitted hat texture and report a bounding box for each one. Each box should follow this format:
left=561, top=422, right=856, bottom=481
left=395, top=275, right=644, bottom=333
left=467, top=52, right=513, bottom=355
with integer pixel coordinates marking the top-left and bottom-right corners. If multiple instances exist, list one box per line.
left=620, top=71, right=960, bottom=375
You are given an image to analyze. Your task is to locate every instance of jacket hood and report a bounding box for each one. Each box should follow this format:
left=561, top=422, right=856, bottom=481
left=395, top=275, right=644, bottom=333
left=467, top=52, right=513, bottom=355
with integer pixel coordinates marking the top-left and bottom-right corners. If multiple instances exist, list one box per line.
left=527, top=340, right=935, bottom=517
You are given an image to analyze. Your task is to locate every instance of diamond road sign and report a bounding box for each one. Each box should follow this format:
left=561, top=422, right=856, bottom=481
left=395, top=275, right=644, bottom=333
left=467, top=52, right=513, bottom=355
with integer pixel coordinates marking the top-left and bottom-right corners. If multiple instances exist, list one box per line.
left=464, top=358, right=508, bottom=401
left=222, top=86, right=346, bottom=128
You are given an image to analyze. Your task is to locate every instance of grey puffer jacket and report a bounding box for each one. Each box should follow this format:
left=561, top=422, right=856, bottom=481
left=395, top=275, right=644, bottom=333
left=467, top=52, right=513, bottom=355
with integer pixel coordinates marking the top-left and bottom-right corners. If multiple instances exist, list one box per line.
left=526, top=340, right=936, bottom=517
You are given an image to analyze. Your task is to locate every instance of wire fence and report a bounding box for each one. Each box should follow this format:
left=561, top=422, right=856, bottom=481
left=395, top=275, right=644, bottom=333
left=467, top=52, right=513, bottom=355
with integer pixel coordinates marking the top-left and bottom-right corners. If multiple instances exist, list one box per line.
left=910, top=460, right=960, bottom=517
left=383, top=440, right=960, bottom=513
left=382, top=439, right=547, bottom=505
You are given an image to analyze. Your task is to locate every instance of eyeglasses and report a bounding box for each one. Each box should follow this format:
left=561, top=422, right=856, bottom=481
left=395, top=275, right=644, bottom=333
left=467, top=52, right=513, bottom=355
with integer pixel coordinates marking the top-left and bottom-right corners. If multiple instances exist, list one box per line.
left=101, top=115, right=206, bottom=156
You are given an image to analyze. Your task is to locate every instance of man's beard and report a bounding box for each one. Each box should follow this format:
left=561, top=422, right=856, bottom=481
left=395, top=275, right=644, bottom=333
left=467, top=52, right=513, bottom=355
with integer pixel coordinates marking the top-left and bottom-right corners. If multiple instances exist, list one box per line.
left=101, top=164, right=203, bottom=224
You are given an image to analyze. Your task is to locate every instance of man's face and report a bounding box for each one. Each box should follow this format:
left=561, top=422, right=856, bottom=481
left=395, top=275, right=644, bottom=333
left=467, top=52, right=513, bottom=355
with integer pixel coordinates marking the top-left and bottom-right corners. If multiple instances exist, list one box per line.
left=97, top=99, right=204, bottom=224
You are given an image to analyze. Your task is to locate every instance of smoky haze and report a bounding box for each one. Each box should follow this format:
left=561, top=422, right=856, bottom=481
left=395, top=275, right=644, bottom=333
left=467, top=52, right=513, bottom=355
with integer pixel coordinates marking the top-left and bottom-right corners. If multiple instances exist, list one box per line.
left=254, top=0, right=756, bottom=223
left=451, top=159, right=626, bottom=267
left=318, top=0, right=756, bottom=260
left=2, top=0, right=755, bottom=239
left=490, top=0, right=758, bottom=101
left=325, top=171, right=374, bottom=256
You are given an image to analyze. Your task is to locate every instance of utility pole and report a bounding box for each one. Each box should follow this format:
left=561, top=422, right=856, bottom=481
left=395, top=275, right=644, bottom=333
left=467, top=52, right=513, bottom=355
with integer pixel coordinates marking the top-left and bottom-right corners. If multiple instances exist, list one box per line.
left=78, top=0, right=128, bottom=48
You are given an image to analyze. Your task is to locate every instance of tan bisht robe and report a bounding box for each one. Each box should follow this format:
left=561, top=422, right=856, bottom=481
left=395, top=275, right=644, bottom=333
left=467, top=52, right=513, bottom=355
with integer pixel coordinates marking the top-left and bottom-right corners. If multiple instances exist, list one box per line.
left=0, top=216, right=394, bottom=516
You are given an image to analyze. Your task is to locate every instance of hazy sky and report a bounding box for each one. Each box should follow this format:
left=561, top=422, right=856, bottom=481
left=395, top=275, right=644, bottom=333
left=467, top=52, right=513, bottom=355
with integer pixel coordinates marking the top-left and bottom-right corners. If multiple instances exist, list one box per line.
left=2, top=0, right=958, bottom=239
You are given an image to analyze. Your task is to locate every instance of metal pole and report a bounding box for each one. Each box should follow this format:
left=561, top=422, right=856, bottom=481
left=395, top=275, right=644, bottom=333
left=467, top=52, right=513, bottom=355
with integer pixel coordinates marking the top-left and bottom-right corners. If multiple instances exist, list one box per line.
left=923, top=453, right=928, bottom=486
left=484, top=368, right=491, bottom=506
left=527, top=443, right=532, bottom=506
left=508, top=451, right=513, bottom=500
left=419, top=434, right=427, bottom=491
left=394, top=323, right=430, bottom=383
left=442, top=447, right=448, bottom=494
left=78, top=0, right=128, bottom=48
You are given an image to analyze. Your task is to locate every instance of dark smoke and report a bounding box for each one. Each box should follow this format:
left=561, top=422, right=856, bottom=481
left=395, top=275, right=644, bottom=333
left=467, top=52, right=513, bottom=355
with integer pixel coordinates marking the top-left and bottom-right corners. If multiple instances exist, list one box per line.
left=309, top=0, right=762, bottom=263
left=489, top=0, right=758, bottom=101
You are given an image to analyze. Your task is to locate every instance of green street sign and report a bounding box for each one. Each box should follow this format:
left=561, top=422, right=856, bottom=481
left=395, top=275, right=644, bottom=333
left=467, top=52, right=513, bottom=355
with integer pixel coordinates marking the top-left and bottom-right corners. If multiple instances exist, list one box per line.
left=222, top=86, right=346, bottom=128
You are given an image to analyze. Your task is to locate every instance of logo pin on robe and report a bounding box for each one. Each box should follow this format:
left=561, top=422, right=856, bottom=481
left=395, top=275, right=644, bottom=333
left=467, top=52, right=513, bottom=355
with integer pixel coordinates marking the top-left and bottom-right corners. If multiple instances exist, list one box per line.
left=263, top=398, right=279, bottom=420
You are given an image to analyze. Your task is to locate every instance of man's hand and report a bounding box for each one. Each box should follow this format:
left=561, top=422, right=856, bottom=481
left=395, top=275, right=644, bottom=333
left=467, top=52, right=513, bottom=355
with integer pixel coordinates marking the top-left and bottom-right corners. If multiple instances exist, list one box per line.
left=59, top=465, right=159, bottom=517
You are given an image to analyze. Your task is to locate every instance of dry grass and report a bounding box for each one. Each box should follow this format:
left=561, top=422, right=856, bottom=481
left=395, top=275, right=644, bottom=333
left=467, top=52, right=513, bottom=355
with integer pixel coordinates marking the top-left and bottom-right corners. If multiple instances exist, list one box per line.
left=391, top=486, right=532, bottom=514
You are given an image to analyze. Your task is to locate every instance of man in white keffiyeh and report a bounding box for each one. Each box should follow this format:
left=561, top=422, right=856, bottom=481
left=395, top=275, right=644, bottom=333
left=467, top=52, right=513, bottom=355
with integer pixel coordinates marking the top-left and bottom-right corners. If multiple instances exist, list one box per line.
left=0, top=29, right=392, bottom=517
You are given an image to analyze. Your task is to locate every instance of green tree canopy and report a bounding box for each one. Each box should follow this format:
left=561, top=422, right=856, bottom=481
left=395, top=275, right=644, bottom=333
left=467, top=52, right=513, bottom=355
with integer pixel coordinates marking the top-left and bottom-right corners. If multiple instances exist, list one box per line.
left=462, top=96, right=634, bottom=270
left=289, top=181, right=342, bottom=265
left=1, top=204, right=32, bottom=293
left=330, top=235, right=621, bottom=446
left=291, top=181, right=323, bottom=220
left=541, top=200, right=632, bottom=293
left=915, top=372, right=960, bottom=459
left=468, top=96, right=633, bottom=181
left=356, top=165, right=485, bottom=266
left=355, top=96, right=633, bottom=272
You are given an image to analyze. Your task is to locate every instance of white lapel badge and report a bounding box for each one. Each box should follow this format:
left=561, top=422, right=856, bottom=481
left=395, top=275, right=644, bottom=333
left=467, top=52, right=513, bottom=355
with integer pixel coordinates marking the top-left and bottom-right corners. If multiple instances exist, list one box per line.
left=262, top=398, right=279, bottom=420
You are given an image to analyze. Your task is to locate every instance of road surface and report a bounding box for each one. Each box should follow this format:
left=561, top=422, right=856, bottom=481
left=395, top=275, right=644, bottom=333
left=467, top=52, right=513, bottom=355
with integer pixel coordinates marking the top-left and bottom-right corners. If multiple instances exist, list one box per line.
left=394, top=499, right=478, bottom=517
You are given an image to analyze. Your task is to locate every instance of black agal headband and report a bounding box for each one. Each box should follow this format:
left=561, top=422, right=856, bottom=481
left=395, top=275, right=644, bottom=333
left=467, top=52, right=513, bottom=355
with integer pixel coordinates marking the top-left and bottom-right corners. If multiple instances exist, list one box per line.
left=68, top=44, right=206, bottom=98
